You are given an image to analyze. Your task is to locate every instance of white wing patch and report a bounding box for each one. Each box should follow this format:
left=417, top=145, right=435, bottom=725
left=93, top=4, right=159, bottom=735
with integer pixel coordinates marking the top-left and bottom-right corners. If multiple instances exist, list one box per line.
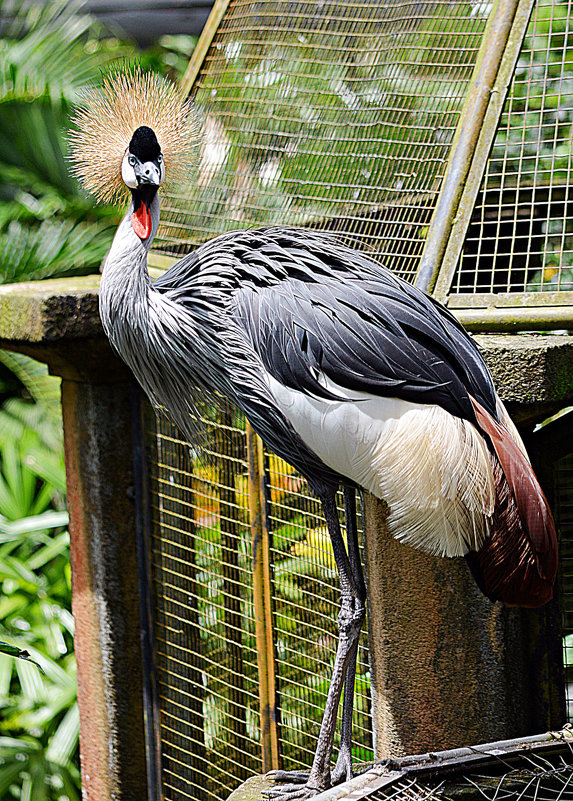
left=265, top=373, right=495, bottom=558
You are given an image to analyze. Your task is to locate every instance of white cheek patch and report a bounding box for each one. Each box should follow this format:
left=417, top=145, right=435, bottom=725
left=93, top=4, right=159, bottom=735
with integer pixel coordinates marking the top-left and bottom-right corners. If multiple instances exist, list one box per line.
left=121, top=155, right=138, bottom=188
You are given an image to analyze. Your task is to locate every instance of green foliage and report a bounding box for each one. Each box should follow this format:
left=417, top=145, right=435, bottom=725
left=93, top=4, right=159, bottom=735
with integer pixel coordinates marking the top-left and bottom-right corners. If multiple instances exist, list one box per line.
left=0, top=353, right=77, bottom=799
left=0, top=0, right=200, bottom=284
left=0, top=0, right=134, bottom=283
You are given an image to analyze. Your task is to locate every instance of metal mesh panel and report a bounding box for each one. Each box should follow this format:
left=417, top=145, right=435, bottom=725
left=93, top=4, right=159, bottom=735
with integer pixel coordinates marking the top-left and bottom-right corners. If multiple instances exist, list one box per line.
left=363, top=749, right=573, bottom=801
left=155, top=0, right=491, bottom=283
left=264, top=456, right=371, bottom=770
left=149, top=408, right=261, bottom=800
left=555, top=453, right=573, bottom=723
left=148, top=405, right=372, bottom=801
left=454, top=0, right=573, bottom=295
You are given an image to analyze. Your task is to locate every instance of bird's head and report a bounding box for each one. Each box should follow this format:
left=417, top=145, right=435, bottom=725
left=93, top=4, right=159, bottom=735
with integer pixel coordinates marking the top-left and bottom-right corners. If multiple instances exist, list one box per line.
left=69, top=66, right=199, bottom=240
left=122, top=126, right=165, bottom=239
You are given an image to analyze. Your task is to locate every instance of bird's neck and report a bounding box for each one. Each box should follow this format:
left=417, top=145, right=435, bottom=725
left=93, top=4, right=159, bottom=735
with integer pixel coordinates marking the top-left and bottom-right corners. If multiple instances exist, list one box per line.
left=99, top=191, right=160, bottom=343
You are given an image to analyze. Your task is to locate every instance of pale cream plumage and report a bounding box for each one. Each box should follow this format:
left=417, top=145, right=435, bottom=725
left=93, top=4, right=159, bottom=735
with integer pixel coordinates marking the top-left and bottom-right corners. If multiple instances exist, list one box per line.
left=266, top=373, right=497, bottom=558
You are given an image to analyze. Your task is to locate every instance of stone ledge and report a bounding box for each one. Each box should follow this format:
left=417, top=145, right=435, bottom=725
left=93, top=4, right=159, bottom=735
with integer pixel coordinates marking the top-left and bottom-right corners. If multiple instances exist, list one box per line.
left=474, top=333, right=573, bottom=425
left=0, top=275, right=102, bottom=344
left=0, top=277, right=571, bottom=413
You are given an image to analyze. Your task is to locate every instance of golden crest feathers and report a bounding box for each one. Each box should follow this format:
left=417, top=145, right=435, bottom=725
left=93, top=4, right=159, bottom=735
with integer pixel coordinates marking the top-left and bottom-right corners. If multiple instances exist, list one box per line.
left=68, top=66, right=199, bottom=205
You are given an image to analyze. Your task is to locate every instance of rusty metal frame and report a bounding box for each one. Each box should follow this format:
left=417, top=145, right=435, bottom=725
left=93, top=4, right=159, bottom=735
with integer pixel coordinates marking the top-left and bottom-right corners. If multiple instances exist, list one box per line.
left=450, top=291, right=573, bottom=331
left=428, top=0, right=536, bottom=304
left=180, top=0, right=233, bottom=98
left=415, top=0, right=534, bottom=294
left=247, top=421, right=280, bottom=773
left=421, top=0, right=573, bottom=330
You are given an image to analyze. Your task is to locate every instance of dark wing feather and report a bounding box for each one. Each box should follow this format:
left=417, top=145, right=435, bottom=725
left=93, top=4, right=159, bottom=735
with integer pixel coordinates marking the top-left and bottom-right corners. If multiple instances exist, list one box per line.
left=221, top=227, right=498, bottom=422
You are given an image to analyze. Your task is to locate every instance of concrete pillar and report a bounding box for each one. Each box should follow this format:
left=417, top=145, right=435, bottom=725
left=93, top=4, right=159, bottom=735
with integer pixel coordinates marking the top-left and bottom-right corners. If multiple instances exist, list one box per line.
left=61, top=377, right=150, bottom=800
left=363, top=496, right=548, bottom=758
left=0, top=277, right=153, bottom=801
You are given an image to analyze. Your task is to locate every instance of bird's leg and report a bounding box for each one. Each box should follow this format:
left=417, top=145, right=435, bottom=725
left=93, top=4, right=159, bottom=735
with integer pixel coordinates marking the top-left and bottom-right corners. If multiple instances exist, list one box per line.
left=331, top=487, right=366, bottom=785
left=268, top=490, right=365, bottom=798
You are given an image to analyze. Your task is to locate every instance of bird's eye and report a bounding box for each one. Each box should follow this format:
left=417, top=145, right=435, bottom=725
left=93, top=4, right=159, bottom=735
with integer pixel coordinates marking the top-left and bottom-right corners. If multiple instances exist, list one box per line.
left=128, top=155, right=137, bottom=166
left=157, top=153, right=163, bottom=163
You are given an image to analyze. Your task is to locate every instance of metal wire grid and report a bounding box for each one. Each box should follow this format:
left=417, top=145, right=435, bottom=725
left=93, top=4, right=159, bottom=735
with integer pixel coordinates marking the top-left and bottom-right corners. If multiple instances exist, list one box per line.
left=363, top=749, right=573, bottom=801
left=156, top=0, right=490, bottom=283
left=454, top=0, right=573, bottom=295
left=147, top=406, right=372, bottom=801
left=148, top=408, right=261, bottom=801
left=264, top=456, right=371, bottom=770
left=555, top=453, right=573, bottom=724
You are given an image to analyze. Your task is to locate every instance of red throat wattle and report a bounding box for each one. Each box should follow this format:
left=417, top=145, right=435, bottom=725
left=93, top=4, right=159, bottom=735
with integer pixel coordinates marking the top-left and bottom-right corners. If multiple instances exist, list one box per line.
left=131, top=202, right=152, bottom=239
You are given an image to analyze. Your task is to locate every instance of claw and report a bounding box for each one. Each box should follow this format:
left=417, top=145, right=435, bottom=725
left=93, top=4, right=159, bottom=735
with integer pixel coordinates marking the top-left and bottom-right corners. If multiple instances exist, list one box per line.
left=262, top=771, right=324, bottom=800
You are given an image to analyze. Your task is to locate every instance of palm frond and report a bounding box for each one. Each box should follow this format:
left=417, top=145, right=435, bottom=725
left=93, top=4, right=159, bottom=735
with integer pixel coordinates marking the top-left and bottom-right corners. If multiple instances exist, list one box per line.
left=0, top=0, right=130, bottom=105
left=0, top=217, right=113, bottom=282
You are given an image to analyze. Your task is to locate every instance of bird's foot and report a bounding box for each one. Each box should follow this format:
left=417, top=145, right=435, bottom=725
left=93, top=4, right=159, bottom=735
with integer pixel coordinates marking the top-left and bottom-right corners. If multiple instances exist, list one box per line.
left=330, top=751, right=353, bottom=786
left=267, top=771, right=309, bottom=785
left=263, top=771, right=325, bottom=800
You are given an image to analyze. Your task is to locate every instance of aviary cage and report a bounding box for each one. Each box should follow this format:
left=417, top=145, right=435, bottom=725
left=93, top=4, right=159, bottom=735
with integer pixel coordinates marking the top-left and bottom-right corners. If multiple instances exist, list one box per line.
left=140, top=0, right=573, bottom=799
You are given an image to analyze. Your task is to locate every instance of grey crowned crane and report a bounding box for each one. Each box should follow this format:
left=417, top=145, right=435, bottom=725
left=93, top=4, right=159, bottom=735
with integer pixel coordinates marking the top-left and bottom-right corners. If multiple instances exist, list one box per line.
left=70, top=69, right=557, bottom=799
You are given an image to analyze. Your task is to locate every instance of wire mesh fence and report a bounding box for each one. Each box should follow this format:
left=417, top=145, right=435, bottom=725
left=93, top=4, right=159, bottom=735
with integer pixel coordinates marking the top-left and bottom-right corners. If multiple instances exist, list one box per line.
left=362, top=741, right=573, bottom=801
left=453, top=0, right=573, bottom=297
left=155, top=0, right=492, bottom=284
left=147, top=404, right=372, bottom=801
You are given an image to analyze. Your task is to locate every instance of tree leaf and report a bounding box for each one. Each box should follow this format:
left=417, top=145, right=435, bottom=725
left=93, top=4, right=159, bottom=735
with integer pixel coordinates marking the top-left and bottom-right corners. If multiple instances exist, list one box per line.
left=45, top=702, right=79, bottom=766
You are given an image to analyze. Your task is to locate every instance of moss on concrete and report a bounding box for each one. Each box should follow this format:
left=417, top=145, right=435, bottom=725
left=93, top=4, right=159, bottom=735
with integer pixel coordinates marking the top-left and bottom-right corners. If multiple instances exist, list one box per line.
left=0, top=275, right=102, bottom=343
left=475, top=334, right=573, bottom=425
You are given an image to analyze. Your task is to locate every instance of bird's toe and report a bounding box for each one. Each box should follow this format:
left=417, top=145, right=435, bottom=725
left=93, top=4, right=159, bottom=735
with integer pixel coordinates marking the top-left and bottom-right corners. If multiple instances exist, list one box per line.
left=266, top=771, right=309, bottom=785
left=263, top=786, right=321, bottom=801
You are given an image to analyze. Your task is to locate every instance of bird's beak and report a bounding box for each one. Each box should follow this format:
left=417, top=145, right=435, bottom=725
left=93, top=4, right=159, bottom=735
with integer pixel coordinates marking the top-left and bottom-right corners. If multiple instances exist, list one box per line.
left=134, top=161, right=162, bottom=187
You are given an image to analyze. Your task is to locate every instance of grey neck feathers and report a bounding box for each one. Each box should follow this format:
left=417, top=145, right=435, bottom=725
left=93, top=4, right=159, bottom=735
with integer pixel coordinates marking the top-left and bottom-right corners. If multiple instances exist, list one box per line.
left=99, top=193, right=160, bottom=345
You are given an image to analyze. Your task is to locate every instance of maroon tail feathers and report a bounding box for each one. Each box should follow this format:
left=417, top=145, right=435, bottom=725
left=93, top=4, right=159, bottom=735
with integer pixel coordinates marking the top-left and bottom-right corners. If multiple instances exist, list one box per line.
left=465, top=399, right=558, bottom=608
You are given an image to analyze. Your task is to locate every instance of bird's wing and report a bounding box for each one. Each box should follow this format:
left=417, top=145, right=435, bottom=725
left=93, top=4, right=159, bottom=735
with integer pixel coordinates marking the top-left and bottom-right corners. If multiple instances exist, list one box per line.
left=226, top=229, right=497, bottom=422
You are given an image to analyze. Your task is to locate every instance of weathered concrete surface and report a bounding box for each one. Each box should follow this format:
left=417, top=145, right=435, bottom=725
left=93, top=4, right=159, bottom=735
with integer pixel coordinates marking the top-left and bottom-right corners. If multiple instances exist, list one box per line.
left=0, top=276, right=125, bottom=382
left=362, top=497, right=563, bottom=759
left=226, top=773, right=277, bottom=801
left=62, top=379, right=149, bottom=800
left=475, top=334, right=573, bottom=426
left=0, top=276, right=101, bottom=342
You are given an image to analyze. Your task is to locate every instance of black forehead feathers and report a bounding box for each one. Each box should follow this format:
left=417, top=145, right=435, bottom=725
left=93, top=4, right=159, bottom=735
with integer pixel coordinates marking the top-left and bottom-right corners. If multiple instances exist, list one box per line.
left=128, top=126, right=161, bottom=161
